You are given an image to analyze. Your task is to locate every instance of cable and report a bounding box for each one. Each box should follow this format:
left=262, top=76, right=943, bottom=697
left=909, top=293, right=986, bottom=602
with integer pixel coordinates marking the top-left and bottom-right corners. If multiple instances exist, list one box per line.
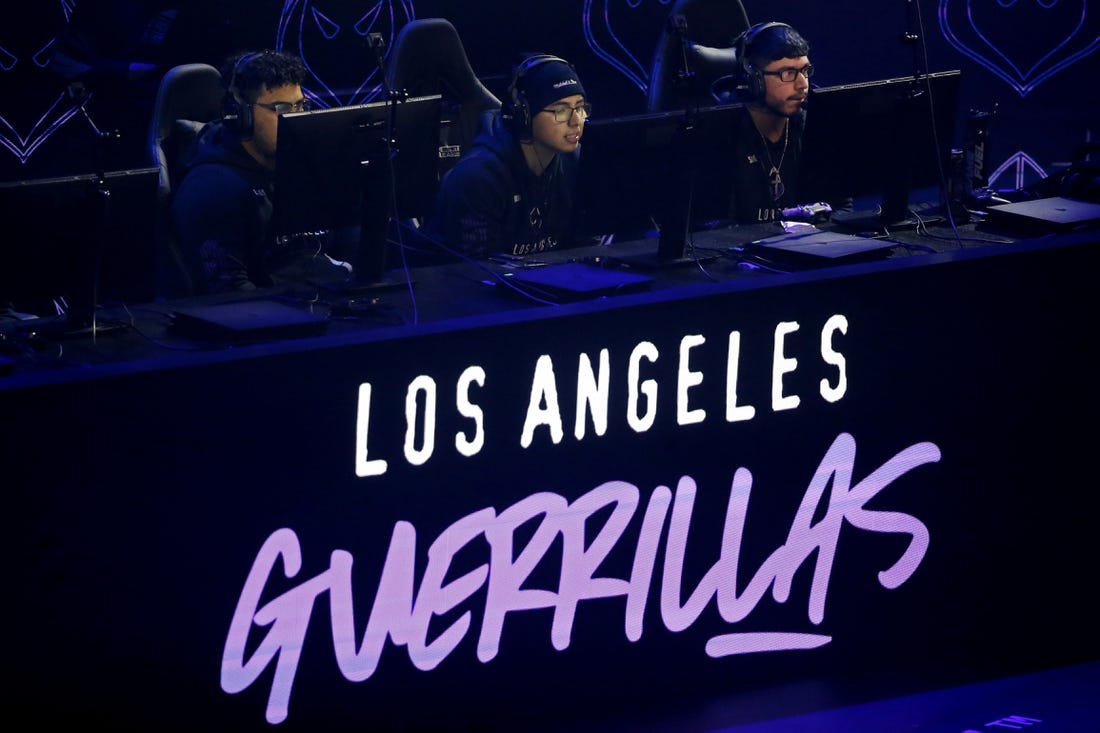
left=911, top=0, right=964, bottom=249
left=369, top=31, right=421, bottom=326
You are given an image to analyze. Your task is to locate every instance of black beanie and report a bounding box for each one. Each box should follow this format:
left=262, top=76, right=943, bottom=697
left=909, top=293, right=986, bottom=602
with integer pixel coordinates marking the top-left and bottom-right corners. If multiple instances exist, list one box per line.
left=516, top=57, right=586, bottom=116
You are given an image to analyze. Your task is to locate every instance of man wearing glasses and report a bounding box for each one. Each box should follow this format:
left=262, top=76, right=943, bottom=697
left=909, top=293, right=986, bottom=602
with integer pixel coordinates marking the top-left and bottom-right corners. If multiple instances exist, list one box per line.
left=172, top=50, right=348, bottom=293
left=427, top=53, right=590, bottom=259
left=723, top=22, right=816, bottom=224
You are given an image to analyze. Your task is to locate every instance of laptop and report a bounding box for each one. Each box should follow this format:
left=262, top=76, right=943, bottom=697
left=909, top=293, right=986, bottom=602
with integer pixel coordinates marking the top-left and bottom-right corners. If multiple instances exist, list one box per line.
left=169, top=299, right=329, bottom=343
left=497, top=262, right=655, bottom=303
left=740, top=229, right=895, bottom=270
left=983, top=196, right=1100, bottom=235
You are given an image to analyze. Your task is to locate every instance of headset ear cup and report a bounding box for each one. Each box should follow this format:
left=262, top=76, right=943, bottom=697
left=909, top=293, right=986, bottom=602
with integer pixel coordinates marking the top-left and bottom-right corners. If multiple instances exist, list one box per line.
left=517, top=93, right=530, bottom=135
left=732, top=31, right=753, bottom=100
left=222, top=96, right=254, bottom=137
left=748, top=66, right=764, bottom=101
left=508, top=87, right=529, bottom=136
left=223, top=51, right=261, bottom=137
left=222, top=96, right=246, bottom=136
left=237, top=103, right=253, bottom=137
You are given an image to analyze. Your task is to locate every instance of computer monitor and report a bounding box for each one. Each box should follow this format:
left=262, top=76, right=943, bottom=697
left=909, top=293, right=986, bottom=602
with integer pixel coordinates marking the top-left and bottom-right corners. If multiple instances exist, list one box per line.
left=274, top=94, right=443, bottom=285
left=1, top=166, right=159, bottom=331
left=575, top=108, right=685, bottom=244
left=575, top=103, right=744, bottom=266
left=796, top=70, right=962, bottom=229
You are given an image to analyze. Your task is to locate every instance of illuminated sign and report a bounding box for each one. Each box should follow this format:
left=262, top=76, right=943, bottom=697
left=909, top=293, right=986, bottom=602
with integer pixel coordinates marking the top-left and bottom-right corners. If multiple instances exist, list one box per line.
left=355, top=316, right=852, bottom=476
left=225, top=429, right=938, bottom=723
left=5, top=240, right=1098, bottom=731
left=223, top=312, right=942, bottom=724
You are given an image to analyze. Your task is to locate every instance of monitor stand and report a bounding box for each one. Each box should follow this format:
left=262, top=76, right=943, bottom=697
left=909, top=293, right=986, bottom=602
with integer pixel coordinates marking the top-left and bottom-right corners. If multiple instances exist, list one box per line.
left=832, top=209, right=920, bottom=232
left=830, top=185, right=948, bottom=233
left=37, top=173, right=126, bottom=340
left=607, top=186, right=721, bottom=270
left=315, top=275, right=409, bottom=298
left=314, top=160, right=413, bottom=298
left=610, top=240, right=722, bottom=271
left=832, top=205, right=949, bottom=233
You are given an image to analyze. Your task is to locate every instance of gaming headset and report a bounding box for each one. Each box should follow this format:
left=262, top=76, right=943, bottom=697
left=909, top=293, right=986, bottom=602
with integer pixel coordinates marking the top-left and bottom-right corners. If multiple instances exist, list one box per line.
left=222, top=51, right=265, bottom=138
left=503, top=54, right=574, bottom=136
left=731, top=22, right=793, bottom=102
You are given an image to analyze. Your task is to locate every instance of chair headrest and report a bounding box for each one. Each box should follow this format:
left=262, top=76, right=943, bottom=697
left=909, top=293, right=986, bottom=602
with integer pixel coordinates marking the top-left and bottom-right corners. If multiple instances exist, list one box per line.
left=385, top=18, right=500, bottom=111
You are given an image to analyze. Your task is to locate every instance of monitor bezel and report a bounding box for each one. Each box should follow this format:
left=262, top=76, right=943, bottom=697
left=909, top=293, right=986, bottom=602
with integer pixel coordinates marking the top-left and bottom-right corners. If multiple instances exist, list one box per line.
left=797, top=70, right=963, bottom=224
left=274, top=94, right=443, bottom=284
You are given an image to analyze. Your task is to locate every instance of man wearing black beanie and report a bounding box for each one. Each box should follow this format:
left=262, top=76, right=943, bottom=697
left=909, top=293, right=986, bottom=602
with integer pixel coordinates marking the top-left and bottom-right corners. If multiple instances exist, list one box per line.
left=427, top=53, right=590, bottom=259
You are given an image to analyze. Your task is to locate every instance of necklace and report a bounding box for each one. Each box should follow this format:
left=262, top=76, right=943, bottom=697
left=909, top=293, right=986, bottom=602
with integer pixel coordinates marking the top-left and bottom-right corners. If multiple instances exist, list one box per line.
left=756, top=119, right=789, bottom=202
left=528, top=156, right=555, bottom=232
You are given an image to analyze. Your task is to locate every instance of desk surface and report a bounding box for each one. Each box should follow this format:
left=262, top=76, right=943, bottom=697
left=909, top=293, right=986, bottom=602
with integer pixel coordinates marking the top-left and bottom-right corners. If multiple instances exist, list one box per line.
left=0, top=217, right=1029, bottom=389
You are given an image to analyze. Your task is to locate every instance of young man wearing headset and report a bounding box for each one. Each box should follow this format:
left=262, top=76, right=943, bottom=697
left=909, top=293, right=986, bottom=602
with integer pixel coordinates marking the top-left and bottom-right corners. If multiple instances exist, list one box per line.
left=427, top=53, right=590, bottom=259
left=172, top=50, right=350, bottom=293
left=724, top=22, right=815, bottom=224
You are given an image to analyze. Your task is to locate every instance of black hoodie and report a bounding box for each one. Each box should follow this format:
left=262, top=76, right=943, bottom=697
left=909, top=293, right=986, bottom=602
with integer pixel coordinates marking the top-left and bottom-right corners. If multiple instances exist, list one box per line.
left=426, top=111, right=580, bottom=259
left=171, top=121, right=348, bottom=293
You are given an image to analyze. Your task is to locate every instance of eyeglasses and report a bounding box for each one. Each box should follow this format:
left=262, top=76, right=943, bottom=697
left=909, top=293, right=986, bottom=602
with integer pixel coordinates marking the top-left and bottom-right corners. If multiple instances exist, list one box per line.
left=253, top=100, right=312, bottom=114
left=760, top=65, right=814, bottom=83
left=540, top=102, right=592, bottom=123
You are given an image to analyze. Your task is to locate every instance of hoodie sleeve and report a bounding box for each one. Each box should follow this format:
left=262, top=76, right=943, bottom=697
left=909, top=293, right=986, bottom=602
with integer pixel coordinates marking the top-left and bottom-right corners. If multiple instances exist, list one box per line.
left=427, top=148, right=513, bottom=260
left=171, top=162, right=269, bottom=293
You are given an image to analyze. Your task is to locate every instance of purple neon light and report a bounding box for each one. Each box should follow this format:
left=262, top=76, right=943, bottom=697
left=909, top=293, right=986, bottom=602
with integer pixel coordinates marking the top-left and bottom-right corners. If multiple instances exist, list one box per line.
left=276, top=0, right=416, bottom=108
left=581, top=0, right=663, bottom=94
left=938, top=0, right=1100, bottom=97
left=990, top=150, right=1048, bottom=189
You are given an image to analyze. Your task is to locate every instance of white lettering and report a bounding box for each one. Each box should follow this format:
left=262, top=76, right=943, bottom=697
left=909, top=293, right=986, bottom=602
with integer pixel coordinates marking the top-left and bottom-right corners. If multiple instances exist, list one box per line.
left=521, top=355, right=565, bottom=447
left=627, top=341, right=659, bottom=432
left=355, top=383, right=388, bottom=477
left=677, top=334, right=706, bottom=425
left=772, top=321, right=800, bottom=411
left=404, top=375, right=437, bottom=466
left=574, top=350, right=609, bottom=440
left=455, top=366, right=486, bottom=456
left=356, top=314, right=852, bottom=476
left=820, top=315, right=847, bottom=403
left=726, top=331, right=757, bottom=422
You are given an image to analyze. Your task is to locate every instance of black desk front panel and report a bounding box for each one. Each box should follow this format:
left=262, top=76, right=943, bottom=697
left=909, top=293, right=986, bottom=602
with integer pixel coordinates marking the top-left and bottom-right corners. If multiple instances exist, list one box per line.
left=2, top=236, right=1097, bottom=731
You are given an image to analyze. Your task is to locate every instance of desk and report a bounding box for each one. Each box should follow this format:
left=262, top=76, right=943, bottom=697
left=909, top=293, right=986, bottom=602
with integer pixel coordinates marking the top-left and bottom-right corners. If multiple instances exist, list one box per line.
left=2, top=225, right=1098, bottom=731
left=0, top=220, right=1018, bottom=384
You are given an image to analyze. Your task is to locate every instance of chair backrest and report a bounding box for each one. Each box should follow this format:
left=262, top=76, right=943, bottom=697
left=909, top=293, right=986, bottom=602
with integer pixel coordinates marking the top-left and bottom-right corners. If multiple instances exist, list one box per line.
left=147, top=63, right=225, bottom=201
left=646, top=0, right=750, bottom=112
left=384, top=18, right=501, bottom=167
left=146, top=63, right=224, bottom=298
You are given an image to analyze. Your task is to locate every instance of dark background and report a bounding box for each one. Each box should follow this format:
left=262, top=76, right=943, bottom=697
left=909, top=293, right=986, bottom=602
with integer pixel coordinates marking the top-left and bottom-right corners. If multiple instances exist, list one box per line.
left=0, top=0, right=1096, bottom=189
